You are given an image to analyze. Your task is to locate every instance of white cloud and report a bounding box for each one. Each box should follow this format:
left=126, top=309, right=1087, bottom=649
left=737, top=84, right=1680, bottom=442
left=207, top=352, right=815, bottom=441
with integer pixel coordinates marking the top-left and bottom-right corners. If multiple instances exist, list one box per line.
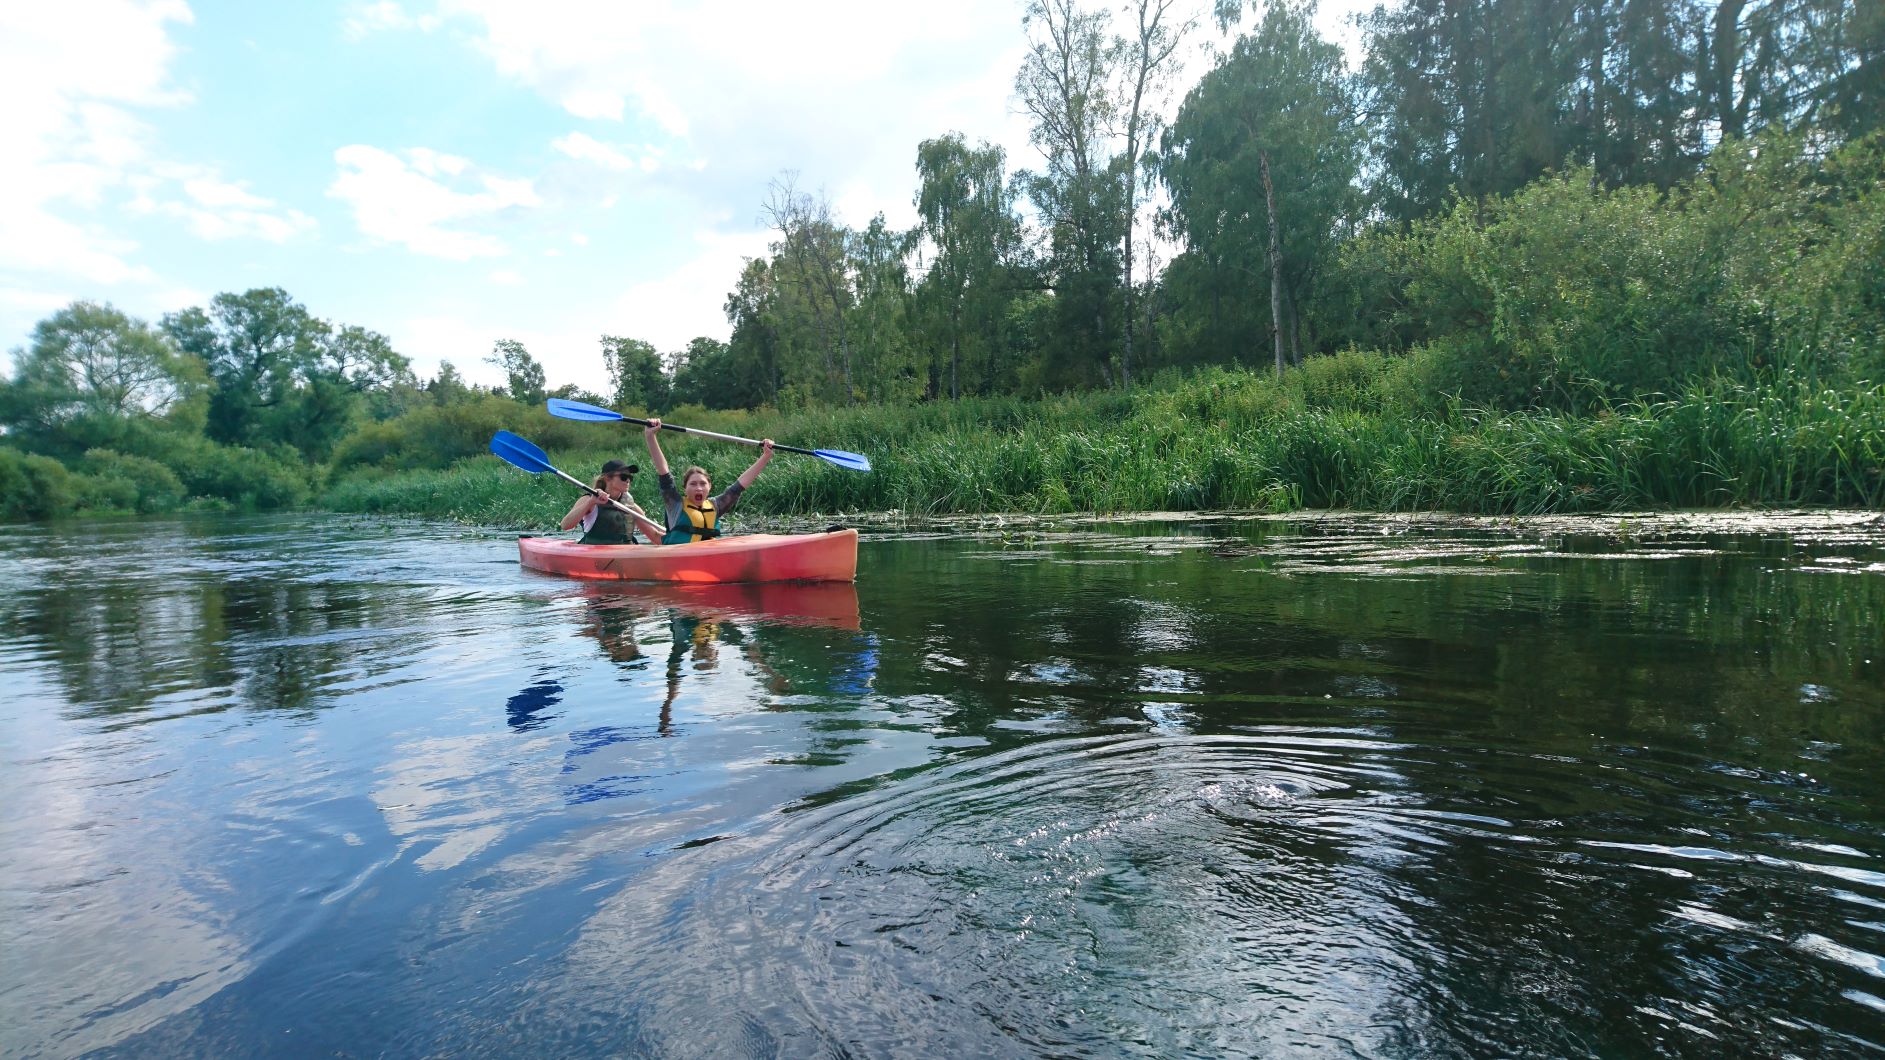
left=406, top=147, right=470, bottom=177
left=552, top=132, right=632, bottom=170
left=0, top=286, right=81, bottom=316
left=395, top=313, right=603, bottom=388
left=150, top=167, right=318, bottom=242
left=0, top=1, right=194, bottom=288
left=605, top=227, right=770, bottom=351
left=413, top=0, right=1372, bottom=253
left=342, top=1, right=441, bottom=40
left=551, top=131, right=664, bottom=173
left=386, top=227, right=766, bottom=390
left=489, top=268, right=524, bottom=286
left=0, top=0, right=318, bottom=356
left=423, top=0, right=1034, bottom=234
left=558, top=89, right=625, bottom=122
left=328, top=145, right=540, bottom=260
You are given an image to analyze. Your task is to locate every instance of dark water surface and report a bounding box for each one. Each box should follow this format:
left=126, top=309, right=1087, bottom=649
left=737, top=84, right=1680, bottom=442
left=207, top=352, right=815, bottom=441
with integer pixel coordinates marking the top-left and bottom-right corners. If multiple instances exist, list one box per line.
left=4, top=513, right=1883, bottom=1057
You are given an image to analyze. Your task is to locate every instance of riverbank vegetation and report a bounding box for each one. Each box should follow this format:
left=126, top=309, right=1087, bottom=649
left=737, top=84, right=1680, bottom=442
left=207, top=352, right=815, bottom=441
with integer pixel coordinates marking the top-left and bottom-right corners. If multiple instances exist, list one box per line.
left=4, top=0, right=1879, bottom=524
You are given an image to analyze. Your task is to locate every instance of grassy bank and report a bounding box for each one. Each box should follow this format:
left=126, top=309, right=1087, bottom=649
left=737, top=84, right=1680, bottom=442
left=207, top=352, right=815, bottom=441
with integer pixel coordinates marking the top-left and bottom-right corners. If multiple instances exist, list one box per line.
left=323, top=356, right=1885, bottom=528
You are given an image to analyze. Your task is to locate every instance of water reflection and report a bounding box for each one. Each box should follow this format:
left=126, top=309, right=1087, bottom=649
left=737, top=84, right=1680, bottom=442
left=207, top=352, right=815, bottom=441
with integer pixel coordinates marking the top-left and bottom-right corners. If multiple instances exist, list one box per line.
left=0, top=520, right=469, bottom=721
left=3, top=514, right=1882, bottom=1057
left=504, top=677, right=564, bottom=733
left=543, top=580, right=880, bottom=806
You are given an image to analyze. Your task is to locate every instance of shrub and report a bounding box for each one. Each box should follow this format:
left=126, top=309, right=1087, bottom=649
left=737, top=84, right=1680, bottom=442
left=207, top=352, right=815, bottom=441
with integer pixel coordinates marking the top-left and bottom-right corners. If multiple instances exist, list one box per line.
left=81, top=449, right=188, bottom=513
left=329, top=394, right=632, bottom=474
left=1326, top=132, right=1885, bottom=413
left=0, top=448, right=77, bottom=520
left=135, top=434, right=310, bottom=510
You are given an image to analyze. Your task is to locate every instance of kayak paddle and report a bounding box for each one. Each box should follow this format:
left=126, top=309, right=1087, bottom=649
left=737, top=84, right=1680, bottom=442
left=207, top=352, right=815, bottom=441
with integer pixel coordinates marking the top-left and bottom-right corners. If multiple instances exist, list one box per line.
left=545, top=397, right=872, bottom=472
left=488, top=430, right=650, bottom=519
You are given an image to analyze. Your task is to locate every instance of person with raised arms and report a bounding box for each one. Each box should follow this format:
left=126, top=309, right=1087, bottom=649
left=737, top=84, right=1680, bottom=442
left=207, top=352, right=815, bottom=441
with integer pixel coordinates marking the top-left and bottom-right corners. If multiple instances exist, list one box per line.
left=642, top=418, right=773, bottom=544
left=559, top=458, right=665, bottom=545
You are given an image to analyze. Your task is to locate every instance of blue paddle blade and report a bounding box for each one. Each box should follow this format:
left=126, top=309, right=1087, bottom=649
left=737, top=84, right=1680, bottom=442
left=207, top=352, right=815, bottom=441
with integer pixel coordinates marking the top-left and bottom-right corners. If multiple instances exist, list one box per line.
left=546, top=397, right=624, bottom=422
left=489, top=430, right=552, bottom=473
left=814, top=449, right=872, bottom=472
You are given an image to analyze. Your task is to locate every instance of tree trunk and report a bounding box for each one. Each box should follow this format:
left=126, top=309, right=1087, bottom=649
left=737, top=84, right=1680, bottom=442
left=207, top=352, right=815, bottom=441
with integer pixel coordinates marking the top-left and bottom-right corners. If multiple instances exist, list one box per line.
left=950, top=309, right=961, bottom=401
left=1711, top=0, right=1749, bottom=140
left=1286, top=284, right=1303, bottom=366
left=1260, top=151, right=1285, bottom=380
left=1122, top=212, right=1134, bottom=389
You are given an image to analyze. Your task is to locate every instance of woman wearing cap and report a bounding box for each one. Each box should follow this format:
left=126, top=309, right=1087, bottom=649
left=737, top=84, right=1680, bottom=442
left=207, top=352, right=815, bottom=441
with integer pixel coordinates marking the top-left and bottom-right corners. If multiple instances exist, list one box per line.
left=642, top=418, right=773, bottom=544
left=560, top=459, right=664, bottom=545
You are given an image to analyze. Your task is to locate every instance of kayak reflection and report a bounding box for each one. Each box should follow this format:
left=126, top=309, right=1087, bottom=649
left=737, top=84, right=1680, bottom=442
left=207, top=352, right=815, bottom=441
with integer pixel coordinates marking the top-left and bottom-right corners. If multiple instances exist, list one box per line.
left=578, top=579, right=863, bottom=632
left=551, top=579, right=878, bottom=805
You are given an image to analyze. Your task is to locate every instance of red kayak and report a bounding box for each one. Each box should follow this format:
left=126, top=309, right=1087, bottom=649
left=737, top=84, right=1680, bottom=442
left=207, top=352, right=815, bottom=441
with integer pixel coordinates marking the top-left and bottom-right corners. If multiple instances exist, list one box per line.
left=517, top=529, right=858, bottom=584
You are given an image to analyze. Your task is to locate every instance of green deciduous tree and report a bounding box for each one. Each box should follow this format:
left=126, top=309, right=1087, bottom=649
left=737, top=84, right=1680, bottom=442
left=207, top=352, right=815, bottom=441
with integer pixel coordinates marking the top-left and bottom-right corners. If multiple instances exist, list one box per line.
left=487, top=338, right=547, bottom=404
left=164, top=288, right=326, bottom=448
left=1116, top=0, right=1197, bottom=387
left=764, top=175, right=859, bottom=403
left=0, top=301, right=209, bottom=454
left=1017, top=0, right=1126, bottom=389
left=600, top=335, right=669, bottom=411
left=914, top=134, right=1029, bottom=399
left=161, top=288, right=409, bottom=460
left=850, top=213, right=925, bottom=403
left=723, top=257, right=784, bottom=408
left=426, top=361, right=473, bottom=406
left=1160, top=1, right=1362, bottom=370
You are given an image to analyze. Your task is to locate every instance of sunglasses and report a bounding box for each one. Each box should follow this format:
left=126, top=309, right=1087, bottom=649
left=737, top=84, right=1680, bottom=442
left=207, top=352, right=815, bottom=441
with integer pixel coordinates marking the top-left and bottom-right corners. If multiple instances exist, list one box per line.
left=613, top=472, right=635, bottom=482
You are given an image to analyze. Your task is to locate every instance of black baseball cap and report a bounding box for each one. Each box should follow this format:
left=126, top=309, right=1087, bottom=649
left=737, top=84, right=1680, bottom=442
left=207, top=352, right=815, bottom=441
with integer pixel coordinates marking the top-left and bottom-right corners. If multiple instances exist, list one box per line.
left=601, top=459, right=640, bottom=475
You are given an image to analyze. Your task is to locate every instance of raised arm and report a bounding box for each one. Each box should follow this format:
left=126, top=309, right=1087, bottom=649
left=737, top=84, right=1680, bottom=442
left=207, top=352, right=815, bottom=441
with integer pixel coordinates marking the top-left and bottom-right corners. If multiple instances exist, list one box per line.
left=643, top=418, right=670, bottom=477
left=736, top=438, right=774, bottom=489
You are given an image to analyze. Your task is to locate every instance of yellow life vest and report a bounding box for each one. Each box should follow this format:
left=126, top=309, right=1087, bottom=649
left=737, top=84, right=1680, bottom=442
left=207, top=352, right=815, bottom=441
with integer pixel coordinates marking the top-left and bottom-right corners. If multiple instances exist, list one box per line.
left=663, top=498, right=719, bottom=544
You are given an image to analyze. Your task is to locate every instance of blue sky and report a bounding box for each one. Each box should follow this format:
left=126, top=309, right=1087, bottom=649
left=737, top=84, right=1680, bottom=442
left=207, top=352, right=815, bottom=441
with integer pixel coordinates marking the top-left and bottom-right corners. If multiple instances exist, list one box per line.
left=1, top=0, right=1367, bottom=390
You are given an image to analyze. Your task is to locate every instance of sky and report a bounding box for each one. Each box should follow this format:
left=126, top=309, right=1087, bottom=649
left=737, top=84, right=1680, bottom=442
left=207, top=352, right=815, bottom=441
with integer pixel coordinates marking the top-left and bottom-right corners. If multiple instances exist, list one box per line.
left=0, top=0, right=1372, bottom=390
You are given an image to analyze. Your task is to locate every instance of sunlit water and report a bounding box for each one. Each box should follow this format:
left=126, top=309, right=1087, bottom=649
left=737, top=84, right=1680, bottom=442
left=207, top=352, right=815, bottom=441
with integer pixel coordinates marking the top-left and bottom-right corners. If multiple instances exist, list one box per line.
left=3, top=512, right=1882, bottom=1057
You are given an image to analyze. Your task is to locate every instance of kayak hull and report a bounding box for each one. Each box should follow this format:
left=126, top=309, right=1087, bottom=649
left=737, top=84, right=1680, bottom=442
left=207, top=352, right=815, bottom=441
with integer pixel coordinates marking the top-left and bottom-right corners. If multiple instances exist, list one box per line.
left=517, top=529, right=858, bottom=584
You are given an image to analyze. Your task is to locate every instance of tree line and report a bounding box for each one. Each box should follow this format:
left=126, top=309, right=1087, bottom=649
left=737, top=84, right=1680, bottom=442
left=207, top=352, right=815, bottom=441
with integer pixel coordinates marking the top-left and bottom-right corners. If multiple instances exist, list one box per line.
left=695, top=0, right=1878, bottom=406
left=2, top=0, right=1878, bottom=519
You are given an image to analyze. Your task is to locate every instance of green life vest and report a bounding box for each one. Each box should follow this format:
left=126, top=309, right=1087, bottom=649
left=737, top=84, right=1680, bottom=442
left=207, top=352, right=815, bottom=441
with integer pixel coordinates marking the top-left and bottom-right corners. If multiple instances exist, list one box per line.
left=578, top=502, right=634, bottom=545
left=662, top=498, right=720, bottom=545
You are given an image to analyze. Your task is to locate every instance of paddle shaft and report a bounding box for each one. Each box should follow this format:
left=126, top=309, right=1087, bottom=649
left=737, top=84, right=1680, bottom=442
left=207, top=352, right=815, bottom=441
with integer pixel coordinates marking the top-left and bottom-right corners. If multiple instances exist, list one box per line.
left=627, top=417, right=815, bottom=458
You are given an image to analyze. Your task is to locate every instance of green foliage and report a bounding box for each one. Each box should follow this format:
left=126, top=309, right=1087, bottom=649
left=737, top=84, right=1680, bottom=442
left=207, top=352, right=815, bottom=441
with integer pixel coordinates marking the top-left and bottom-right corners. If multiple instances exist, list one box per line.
left=600, top=335, right=669, bottom=412
left=914, top=134, right=1030, bottom=399
left=1159, top=0, right=1361, bottom=370
left=850, top=215, right=928, bottom=403
left=669, top=337, right=744, bottom=410
left=132, top=434, right=311, bottom=511
left=326, top=364, right=1885, bottom=524
left=1357, top=0, right=1873, bottom=221
left=487, top=339, right=546, bottom=404
left=79, top=449, right=187, bottom=513
left=1015, top=0, right=1127, bottom=389
left=329, top=392, right=631, bottom=473
left=1328, top=133, right=1885, bottom=412
left=163, top=288, right=412, bottom=461
left=0, top=449, right=77, bottom=521
left=0, top=301, right=209, bottom=456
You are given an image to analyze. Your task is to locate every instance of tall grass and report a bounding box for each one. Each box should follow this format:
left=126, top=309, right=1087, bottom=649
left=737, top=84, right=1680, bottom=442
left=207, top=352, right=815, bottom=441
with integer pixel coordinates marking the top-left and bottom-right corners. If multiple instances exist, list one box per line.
left=323, top=359, right=1885, bottom=527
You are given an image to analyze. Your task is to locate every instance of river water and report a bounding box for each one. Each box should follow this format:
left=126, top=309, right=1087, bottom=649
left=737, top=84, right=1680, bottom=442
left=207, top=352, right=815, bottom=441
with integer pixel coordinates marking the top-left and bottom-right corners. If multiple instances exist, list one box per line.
left=3, top=512, right=1882, bottom=1057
